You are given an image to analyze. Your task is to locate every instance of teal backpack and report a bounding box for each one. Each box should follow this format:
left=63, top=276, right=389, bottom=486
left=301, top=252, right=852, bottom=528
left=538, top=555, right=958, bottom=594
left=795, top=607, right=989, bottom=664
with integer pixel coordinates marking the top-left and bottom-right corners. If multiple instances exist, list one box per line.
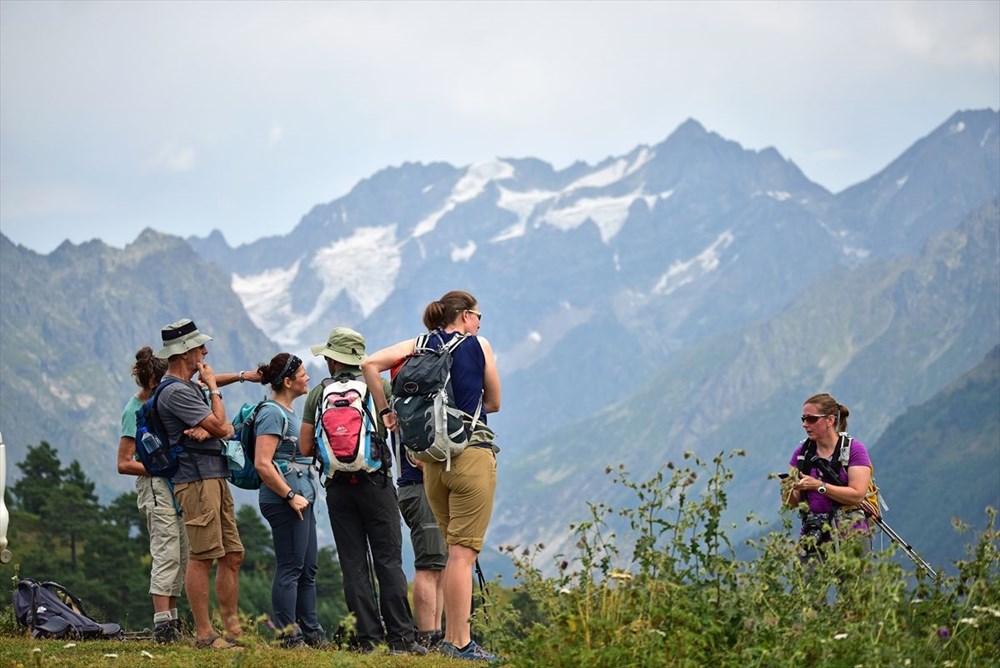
left=227, top=400, right=288, bottom=490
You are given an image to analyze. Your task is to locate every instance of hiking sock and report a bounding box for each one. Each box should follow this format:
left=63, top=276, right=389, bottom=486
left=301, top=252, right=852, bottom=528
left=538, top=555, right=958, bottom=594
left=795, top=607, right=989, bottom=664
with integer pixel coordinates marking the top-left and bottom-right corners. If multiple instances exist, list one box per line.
left=168, top=608, right=179, bottom=620
left=153, top=611, right=172, bottom=625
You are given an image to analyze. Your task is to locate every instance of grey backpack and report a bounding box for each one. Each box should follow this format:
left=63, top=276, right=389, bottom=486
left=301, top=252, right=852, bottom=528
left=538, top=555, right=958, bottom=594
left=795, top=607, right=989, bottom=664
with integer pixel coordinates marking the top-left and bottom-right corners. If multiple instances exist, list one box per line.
left=13, top=578, right=122, bottom=639
left=391, top=331, right=481, bottom=470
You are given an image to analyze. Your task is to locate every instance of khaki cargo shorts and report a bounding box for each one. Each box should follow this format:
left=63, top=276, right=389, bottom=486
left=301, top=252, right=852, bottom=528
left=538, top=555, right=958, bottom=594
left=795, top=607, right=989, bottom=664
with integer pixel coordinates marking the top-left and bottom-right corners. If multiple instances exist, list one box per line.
left=173, top=478, right=243, bottom=561
left=423, top=446, right=497, bottom=553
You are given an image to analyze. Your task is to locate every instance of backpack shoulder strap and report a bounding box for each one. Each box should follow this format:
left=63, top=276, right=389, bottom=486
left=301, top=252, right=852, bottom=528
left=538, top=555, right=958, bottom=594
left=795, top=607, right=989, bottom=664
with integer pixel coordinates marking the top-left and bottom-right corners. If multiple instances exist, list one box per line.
left=796, top=439, right=815, bottom=475
left=414, top=333, right=432, bottom=352
left=442, top=332, right=468, bottom=353
left=258, top=400, right=292, bottom=462
left=834, top=433, right=851, bottom=471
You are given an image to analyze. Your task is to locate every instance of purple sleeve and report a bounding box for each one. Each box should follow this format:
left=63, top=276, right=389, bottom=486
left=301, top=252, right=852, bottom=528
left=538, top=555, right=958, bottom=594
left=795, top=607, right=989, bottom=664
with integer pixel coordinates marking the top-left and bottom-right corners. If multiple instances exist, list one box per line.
left=788, top=442, right=804, bottom=469
left=848, top=438, right=872, bottom=468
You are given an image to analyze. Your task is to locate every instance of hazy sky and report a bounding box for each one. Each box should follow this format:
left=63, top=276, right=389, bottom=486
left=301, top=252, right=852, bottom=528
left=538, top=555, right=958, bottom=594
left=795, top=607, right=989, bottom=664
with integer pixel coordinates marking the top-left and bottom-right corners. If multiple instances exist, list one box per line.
left=1, top=1, right=997, bottom=254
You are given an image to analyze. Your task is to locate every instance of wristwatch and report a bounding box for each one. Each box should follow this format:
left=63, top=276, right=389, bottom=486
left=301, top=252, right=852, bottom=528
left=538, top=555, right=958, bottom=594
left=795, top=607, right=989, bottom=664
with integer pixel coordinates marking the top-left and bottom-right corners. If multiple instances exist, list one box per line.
left=284, top=489, right=295, bottom=501
left=209, top=389, right=222, bottom=398
left=817, top=484, right=828, bottom=495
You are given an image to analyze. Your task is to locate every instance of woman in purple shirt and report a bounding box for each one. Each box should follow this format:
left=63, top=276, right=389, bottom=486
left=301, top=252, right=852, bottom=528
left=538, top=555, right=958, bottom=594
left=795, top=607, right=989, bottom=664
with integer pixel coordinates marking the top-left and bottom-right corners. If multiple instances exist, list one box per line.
left=783, top=393, right=873, bottom=557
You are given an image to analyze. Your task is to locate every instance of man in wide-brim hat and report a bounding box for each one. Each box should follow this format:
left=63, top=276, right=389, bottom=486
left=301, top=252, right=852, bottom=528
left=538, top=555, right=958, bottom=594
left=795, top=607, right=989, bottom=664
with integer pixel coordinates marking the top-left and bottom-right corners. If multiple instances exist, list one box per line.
left=154, top=318, right=245, bottom=650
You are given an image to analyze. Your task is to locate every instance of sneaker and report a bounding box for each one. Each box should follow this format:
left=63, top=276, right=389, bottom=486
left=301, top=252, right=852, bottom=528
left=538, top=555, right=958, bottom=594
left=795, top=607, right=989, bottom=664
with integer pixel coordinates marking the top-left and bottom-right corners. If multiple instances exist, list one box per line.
left=153, top=619, right=182, bottom=644
left=389, top=638, right=429, bottom=655
left=438, top=640, right=501, bottom=663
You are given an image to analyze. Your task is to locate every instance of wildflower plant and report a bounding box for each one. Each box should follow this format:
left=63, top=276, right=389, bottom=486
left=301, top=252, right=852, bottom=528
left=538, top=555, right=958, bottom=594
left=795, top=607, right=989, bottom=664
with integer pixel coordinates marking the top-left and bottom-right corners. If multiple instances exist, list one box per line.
left=481, top=451, right=999, bottom=667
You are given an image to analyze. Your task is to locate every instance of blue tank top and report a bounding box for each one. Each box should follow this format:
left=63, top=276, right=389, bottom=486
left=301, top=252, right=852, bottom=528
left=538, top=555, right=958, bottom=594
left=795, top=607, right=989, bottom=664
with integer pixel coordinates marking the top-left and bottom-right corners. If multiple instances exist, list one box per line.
left=436, top=330, right=487, bottom=422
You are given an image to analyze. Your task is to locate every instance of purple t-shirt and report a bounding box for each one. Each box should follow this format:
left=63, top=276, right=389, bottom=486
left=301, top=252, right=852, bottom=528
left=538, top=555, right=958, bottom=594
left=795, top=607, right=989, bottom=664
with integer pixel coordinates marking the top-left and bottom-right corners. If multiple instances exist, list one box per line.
left=789, top=437, right=872, bottom=514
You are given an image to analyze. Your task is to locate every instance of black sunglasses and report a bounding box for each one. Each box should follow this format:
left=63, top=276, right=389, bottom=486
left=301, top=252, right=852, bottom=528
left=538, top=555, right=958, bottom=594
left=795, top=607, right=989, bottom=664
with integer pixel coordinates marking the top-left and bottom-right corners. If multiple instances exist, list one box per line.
left=800, top=414, right=829, bottom=425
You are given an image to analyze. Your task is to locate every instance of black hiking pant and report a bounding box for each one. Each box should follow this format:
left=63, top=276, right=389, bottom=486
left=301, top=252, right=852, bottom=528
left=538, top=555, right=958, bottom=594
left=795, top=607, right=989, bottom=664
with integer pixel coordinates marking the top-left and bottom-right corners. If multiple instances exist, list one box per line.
left=325, top=471, right=415, bottom=647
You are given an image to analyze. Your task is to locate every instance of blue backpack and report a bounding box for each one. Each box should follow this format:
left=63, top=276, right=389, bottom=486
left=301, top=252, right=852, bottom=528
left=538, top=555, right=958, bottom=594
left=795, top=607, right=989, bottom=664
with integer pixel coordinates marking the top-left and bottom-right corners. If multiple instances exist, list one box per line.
left=228, top=399, right=288, bottom=490
left=134, top=378, right=183, bottom=478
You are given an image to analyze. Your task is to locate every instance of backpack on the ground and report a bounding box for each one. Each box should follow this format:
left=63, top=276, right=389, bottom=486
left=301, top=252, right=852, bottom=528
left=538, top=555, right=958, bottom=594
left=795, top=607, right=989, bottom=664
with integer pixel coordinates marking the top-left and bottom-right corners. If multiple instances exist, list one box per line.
left=797, top=432, right=888, bottom=517
left=392, top=331, right=483, bottom=470
left=315, top=374, right=388, bottom=477
left=12, top=578, right=122, bottom=640
left=134, top=377, right=183, bottom=478
left=227, top=399, right=289, bottom=490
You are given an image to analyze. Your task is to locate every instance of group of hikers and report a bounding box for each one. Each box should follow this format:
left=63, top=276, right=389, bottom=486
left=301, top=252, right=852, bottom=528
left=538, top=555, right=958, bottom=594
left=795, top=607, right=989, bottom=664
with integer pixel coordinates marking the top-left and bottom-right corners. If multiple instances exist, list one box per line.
left=113, top=280, right=902, bottom=661
left=116, top=289, right=501, bottom=662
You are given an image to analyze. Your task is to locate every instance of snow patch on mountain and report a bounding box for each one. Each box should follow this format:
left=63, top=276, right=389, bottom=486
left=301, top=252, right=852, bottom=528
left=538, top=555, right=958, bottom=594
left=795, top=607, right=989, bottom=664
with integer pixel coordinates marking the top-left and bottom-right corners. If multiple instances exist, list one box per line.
left=235, top=226, right=401, bottom=346
left=451, top=241, right=476, bottom=262
left=652, top=231, right=735, bottom=295
left=565, top=147, right=653, bottom=190
left=232, top=260, right=301, bottom=344
left=494, top=187, right=553, bottom=240
left=540, top=190, right=643, bottom=242
left=414, top=161, right=515, bottom=237
left=843, top=245, right=871, bottom=260
left=310, top=225, right=401, bottom=319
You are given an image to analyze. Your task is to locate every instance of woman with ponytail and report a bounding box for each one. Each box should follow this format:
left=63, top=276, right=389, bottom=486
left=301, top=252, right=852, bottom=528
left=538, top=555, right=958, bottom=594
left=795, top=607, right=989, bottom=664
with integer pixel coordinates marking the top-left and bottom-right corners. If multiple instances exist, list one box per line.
left=362, top=290, right=502, bottom=662
left=783, top=392, right=875, bottom=561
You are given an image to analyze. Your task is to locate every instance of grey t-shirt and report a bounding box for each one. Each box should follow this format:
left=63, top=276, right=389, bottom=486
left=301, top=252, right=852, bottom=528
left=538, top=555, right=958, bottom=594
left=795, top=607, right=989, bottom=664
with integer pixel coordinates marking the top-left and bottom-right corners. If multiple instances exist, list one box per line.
left=157, top=376, right=228, bottom=484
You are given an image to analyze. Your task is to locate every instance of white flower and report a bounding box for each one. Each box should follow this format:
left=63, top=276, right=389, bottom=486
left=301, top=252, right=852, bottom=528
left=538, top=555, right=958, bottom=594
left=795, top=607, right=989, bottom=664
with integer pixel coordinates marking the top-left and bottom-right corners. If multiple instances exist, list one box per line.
left=973, top=605, right=1000, bottom=618
left=958, top=617, right=979, bottom=627
left=63, top=643, right=77, bottom=648
left=833, top=633, right=848, bottom=640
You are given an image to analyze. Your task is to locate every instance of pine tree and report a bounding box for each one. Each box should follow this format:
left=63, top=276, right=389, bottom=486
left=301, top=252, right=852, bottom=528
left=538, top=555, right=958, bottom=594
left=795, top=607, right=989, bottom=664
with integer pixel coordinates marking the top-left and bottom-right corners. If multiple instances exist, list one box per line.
left=11, top=441, right=63, bottom=515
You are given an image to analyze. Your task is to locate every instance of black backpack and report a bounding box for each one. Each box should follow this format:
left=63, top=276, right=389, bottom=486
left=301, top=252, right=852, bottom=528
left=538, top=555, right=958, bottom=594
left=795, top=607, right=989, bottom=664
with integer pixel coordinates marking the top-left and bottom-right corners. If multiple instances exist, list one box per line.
left=13, top=578, right=123, bottom=639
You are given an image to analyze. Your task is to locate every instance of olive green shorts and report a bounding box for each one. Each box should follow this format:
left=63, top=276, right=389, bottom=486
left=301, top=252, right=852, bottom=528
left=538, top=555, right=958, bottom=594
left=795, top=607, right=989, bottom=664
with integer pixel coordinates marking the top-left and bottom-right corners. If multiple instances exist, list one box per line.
left=173, top=478, right=243, bottom=561
left=422, top=446, right=497, bottom=553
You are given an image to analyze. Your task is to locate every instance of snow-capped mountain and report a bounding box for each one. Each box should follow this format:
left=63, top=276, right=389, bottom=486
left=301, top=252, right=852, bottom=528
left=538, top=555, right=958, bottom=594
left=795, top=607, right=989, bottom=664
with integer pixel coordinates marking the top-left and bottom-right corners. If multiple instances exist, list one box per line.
left=190, top=110, right=999, bottom=443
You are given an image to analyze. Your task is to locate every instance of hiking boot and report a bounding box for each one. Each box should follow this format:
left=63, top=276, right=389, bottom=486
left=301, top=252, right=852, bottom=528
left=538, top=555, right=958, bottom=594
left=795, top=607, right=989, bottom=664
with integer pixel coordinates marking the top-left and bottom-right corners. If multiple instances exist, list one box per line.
left=438, top=640, right=501, bottom=663
left=153, top=619, right=182, bottom=644
left=302, top=629, right=330, bottom=649
left=389, top=638, right=429, bottom=655
left=416, top=630, right=444, bottom=649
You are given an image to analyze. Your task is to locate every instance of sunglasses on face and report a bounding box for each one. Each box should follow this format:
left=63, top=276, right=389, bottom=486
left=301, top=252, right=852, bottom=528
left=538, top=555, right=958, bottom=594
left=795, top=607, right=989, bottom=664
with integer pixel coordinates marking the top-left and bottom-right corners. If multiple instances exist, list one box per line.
left=466, top=309, right=483, bottom=321
left=800, top=414, right=829, bottom=425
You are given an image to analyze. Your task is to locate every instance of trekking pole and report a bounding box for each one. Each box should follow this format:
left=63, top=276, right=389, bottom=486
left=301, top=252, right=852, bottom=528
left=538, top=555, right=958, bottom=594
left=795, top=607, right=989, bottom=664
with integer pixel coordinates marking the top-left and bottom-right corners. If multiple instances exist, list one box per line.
left=473, top=557, right=489, bottom=622
left=859, top=499, right=937, bottom=578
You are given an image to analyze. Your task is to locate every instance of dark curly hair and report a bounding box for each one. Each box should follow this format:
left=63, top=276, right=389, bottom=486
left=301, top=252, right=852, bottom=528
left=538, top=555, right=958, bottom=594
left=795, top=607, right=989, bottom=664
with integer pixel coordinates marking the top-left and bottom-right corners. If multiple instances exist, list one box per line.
left=131, top=346, right=167, bottom=390
left=256, top=352, right=303, bottom=390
